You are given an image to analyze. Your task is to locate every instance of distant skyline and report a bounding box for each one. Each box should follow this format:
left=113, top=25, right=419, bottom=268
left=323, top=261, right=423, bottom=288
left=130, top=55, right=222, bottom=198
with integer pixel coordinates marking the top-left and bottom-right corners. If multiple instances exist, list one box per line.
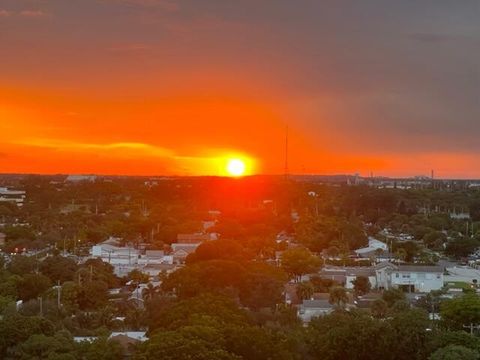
left=1, top=1, right=479, bottom=178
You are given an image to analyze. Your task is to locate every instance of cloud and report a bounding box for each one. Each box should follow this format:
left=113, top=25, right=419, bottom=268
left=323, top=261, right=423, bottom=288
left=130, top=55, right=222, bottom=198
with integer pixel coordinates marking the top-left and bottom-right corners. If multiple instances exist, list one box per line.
left=105, top=0, right=179, bottom=12
left=13, top=139, right=176, bottom=158
left=408, top=32, right=461, bottom=43
left=0, top=9, right=12, bottom=17
left=106, top=43, right=152, bottom=53
left=0, top=9, right=50, bottom=19
left=19, top=10, right=49, bottom=18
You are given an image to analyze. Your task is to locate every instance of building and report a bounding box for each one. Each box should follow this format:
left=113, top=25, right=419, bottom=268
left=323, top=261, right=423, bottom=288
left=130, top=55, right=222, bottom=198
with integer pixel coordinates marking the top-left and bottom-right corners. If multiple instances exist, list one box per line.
left=320, top=267, right=377, bottom=289
left=297, top=300, right=334, bottom=322
left=0, top=187, right=26, bottom=207
left=375, top=262, right=444, bottom=292
left=0, top=232, right=6, bottom=247
left=318, top=268, right=347, bottom=285
left=65, top=175, right=97, bottom=183
left=91, top=237, right=174, bottom=276
left=345, top=268, right=377, bottom=289
left=450, top=212, right=470, bottom=220
left=171, top=243, right=200, bottom=263
left=355, top=237, right=388, bottom=258
left=176, top=233, right=211, bottom=244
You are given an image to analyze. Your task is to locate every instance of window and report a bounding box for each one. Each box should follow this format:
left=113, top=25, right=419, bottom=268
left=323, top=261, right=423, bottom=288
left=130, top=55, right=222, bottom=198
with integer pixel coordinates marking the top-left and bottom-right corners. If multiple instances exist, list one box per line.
left=395, top=273, right=399, bottom=278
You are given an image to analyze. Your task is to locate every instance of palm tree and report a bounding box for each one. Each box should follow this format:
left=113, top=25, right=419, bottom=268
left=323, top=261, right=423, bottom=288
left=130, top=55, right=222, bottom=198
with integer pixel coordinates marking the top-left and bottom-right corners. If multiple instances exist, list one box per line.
left=142, top=283, right=158, bottom=301
left=296, top=281, right=315, bottom=300
left=329, top=286, right=348, bottom=308
left=395, top=248, right=407, bottom=263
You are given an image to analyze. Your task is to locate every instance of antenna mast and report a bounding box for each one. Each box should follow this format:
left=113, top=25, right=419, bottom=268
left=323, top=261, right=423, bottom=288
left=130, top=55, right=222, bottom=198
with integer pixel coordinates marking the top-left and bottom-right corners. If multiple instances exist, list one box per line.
left=284, top=125, right=289, bottom=178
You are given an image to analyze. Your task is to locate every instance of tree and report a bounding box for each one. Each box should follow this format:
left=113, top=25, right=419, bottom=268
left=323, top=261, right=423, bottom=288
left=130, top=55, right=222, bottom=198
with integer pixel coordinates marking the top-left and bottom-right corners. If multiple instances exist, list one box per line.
left=40, top=256, right=78, bottom=283
left=440, top=294, right=480, bottom=332
left=81, top=258, right=119, bottom=288
left=351, top=276, right=370, bottom=296
left=128, top=269, right=149, bottom=284
left=423, top=231, right=447, bottom=250
left=296, top=282, right=314, bottom=301
left=430, top=345, right=480, bottom=360
left=61, top=281, right=79, bottom=312
left=76, top=280, right=109, bottom=310
left=428, top=331, right=480, bottom=355
left=77, top=336, right=125, bottom=360
left=238, top=264, right=286, bottom=310
left=161, top=260, right=247, bottom=299
left=445, top=238, right=480, bottom=259
left=14, top=331, right=77, bottom=359
left=147, top=293, right=249, bottom=334
left=310, top=276, right=337, bottom=293
left=371, top=299, right=388, bottom=318
left=18, top=273, right=52, bottom=301
left=389, top=309, right=431, bottom=360
left=306, top=311, right=392, bottom=360
left=382, top=288, right=406, bottom=307
left=186, top=240, right=251, bottom=264
left=0, top=314, right=55, bottom=357
left=329, top=286, right=348, bottom=308
left=136, top=326, right=240, bottom=360
left=281, top=248, right=320, bottom=282
left=143, top=283, right=159, bottom=301
left=8, top=256, right=38, bottom=275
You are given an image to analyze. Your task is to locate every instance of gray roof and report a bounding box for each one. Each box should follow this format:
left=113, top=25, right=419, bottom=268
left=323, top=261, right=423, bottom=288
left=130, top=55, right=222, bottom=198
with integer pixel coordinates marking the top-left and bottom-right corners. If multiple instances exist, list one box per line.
left=375, top=262, right=398, bottom=270
left=320, top=269, right=346, bottom=276
left=397, top=265, right=443, bottom=273
left=301, top=299, right=333, bottom=309
left=345, top=268, right=375, bottom=277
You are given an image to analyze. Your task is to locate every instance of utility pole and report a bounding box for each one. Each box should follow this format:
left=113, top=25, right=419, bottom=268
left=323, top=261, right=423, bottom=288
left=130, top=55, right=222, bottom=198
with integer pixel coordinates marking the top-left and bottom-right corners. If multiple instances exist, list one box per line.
left=463, top=323, right=480, bottom=335
left=57, top=280, right=61, bottom=309
left=39, top=297, right=43, bottom=316
left=284, top=125, right=289, bottom=179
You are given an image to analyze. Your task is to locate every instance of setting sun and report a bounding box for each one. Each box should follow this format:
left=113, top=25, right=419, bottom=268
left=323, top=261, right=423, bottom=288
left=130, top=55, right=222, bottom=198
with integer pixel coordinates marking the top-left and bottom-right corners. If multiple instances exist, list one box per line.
left=226, top=159, right=246, bottom=177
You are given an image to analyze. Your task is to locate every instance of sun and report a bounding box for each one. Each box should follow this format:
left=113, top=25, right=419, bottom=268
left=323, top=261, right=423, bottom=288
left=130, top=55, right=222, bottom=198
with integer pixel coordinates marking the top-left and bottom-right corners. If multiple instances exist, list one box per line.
left=226, top=158, right=246, bottom=177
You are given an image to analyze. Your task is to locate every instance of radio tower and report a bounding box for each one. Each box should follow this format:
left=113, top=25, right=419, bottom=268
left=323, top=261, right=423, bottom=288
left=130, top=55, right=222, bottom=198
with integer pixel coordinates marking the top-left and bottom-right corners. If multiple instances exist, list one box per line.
left=284, top=125, right=289, bottom=179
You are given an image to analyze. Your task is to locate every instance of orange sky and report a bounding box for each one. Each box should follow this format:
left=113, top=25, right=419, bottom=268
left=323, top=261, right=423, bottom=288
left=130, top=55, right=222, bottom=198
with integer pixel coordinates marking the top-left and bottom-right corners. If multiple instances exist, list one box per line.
left=1, top=1, right=479, bottom=178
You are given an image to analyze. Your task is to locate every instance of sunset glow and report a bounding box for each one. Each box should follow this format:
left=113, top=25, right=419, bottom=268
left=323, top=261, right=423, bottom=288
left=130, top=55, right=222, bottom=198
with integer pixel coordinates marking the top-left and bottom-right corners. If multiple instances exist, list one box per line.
left=226, top=159, right=246, bottom=177
left=0, top=1, right=478, bottom=178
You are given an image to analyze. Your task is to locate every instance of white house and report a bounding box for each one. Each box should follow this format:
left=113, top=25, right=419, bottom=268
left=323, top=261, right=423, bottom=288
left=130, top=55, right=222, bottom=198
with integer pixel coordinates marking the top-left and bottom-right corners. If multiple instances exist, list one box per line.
left=375, top=263, right=444, bottom=292
left=0, top=187, right=26, bottom=207
left=355, top=237, right=388, bottom=258
left=297, top=300, right=334, bottom=322
left=345, top=268, right=377, bottom=290
left=65, top=175, right=97, bottom=183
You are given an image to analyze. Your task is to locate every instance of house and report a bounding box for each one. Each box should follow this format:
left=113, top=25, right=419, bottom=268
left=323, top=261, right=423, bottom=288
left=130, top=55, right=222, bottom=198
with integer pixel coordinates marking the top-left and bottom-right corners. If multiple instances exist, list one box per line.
left=375, top=262, right=444, bottom=292
left=176, top=233, right=211, bottom=244
left=345, top=268, right=377, bottom=289
left=355, top=293, right=383, bottom=309
left=73, top=337, right=97, bottom=343
left=297, top=299, right=334, bottom=322
left=318, top=268, right=346, bottom=285
left=144, top=250, right=165, bottom=259
left=91, top=242, right=139, bottom=265
left=320, top=267, right=376, bottom=289
left=110, top=331, right=148, bottom=342
left=450, top=212, right=470, bottom=220
left=0, top=187, right=26, bottom=207
left=355, top=237, right=388, bottom=258
left=171, top=243, right=200, bottom=263
left=65, top=175, right=97, bottom=183
left=202, top=221, right=216, bottom=231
